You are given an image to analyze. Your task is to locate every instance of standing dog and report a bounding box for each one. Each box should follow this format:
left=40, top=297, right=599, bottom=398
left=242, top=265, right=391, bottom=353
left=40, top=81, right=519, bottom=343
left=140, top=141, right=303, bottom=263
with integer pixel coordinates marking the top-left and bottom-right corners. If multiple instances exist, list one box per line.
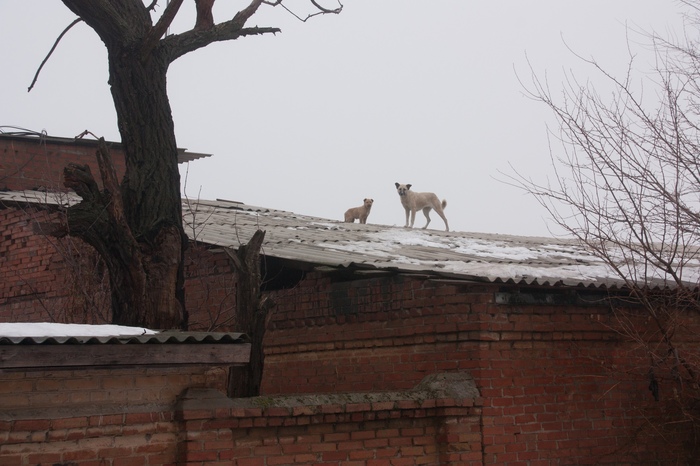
left=395, top=183, right=449, bottom=231
left=344, top=198, right=374, bottom=224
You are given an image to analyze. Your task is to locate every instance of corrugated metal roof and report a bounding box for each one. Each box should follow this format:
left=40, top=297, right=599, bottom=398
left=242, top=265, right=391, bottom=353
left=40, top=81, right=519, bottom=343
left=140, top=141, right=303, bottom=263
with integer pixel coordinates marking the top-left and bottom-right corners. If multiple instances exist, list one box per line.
left=3, top=190, right=696, bottom=289
left=0, top=331, right=250, bottom=368
left=0, top=331, right=247, bottom=345
left=0, top=131, right=211, bottom=163
left=177, top=148, right=211, bottom=163
left=0, top=190, right=75, bottom=207
left=181, top=198, right=626, bottom=288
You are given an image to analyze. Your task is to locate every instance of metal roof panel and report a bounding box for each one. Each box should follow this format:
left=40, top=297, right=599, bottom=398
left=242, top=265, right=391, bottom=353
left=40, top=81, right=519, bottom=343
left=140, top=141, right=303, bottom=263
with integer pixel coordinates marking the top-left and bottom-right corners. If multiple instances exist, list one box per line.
left=2, top=190, right=696, bottom=289
left=0, top=332, right=247, bottom=345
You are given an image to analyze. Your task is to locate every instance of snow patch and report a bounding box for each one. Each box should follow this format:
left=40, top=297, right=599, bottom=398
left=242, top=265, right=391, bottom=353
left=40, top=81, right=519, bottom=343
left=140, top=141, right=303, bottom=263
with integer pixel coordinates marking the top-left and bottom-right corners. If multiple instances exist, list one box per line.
left=0, top=323, right=157, bottom=337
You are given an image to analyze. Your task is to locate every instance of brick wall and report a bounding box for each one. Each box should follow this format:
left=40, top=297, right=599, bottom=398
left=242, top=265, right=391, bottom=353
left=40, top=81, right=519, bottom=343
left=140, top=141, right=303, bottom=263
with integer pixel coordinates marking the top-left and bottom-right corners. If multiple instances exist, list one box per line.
left=0, top=136, right=126, bottom=192
left=3, top=189, right=700, bottom=462
left=184, top=245, right=238, bottom=331
left=177, top=378, right=482, bottom=466
left=263, top=273, right=700, bottom=464
left=0, top=205, right=235, bottom=329
left=0, top=366, right=228, bottom=465
left=0, top=206, right=110, bottom=323
left=0, top=370, right=482, bottom=466
left=2, top=216, right=698, bottom=463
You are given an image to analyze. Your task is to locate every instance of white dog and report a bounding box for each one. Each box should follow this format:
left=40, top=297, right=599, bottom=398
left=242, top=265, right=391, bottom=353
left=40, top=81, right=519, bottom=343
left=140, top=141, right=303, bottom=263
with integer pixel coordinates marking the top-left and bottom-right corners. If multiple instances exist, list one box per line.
left=344, top=198, right=374, bottom=224
left=395, top=183, right=449, bottom=231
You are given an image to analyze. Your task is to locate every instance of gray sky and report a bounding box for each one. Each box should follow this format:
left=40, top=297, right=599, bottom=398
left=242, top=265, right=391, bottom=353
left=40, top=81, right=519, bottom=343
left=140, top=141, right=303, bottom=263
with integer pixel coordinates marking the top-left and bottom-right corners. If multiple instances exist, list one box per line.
left=1, top=1, right=687, bottom=237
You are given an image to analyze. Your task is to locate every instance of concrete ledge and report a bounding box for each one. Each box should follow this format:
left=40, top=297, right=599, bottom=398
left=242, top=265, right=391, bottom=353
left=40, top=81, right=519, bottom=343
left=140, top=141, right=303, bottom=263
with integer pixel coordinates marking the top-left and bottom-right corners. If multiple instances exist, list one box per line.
left=177, top=372, right=482, bottom=419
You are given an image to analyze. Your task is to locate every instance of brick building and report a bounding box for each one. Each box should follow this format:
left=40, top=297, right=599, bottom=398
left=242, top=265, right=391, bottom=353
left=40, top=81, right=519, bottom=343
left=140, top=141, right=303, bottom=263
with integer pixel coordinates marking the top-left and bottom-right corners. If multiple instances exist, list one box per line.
left=1, top=132, right=698, bottom=464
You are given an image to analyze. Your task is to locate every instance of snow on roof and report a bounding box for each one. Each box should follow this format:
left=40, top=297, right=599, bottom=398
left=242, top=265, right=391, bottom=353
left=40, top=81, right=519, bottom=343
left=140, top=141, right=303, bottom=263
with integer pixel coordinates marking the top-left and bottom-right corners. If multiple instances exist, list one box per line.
left=183, top=199, right=627, bottom=287
left=0, top=322, right=156, bottom=338
left=0, top=322, right=248, bottom=344
left=187, top=199, right=700, bottom=288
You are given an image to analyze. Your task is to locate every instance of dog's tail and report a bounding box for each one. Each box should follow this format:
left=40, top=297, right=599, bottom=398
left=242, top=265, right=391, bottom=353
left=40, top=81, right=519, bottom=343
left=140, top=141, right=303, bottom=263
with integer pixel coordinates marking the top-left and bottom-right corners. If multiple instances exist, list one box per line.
left=442, top=199, right=447, bottom=209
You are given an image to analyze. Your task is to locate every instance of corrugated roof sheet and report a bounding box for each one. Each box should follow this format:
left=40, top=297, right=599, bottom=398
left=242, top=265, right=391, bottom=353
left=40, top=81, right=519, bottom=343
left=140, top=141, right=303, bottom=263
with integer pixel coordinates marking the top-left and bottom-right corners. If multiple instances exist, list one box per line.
left=180, top=199, right=624, bottom=288
left=3, top=190, right=697, bottom=289
left=0, top=331, right=247, bottom=345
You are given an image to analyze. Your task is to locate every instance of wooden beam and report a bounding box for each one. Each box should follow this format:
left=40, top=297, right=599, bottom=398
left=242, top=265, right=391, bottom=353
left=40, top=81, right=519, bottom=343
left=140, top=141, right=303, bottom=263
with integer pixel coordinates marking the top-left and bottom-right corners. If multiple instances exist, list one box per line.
left=0, top=343, right=251, bottom=370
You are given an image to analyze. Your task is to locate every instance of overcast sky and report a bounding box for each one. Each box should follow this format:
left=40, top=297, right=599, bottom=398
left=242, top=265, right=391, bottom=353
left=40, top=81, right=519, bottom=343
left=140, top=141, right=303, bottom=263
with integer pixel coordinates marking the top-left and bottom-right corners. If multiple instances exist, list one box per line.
left=0, top=1, right=688, bottom=237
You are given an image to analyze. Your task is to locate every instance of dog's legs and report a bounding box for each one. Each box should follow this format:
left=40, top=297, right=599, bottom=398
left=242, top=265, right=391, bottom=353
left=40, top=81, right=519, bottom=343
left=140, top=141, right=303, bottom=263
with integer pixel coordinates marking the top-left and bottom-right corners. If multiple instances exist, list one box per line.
left=434, top=206, right=449, bottom=232
left=404, top=208, right=411, bottom=228
left=409, top=209, right=417, bottom=228
left=439, top=212, right=449, bottom=231
left=422, top=207, right=432, bottom=229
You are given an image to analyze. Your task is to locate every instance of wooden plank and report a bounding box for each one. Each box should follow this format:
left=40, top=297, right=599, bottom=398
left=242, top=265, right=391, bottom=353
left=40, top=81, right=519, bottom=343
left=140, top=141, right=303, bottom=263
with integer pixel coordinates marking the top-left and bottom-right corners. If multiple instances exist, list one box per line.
left=0, top=343, right=251, bottom=370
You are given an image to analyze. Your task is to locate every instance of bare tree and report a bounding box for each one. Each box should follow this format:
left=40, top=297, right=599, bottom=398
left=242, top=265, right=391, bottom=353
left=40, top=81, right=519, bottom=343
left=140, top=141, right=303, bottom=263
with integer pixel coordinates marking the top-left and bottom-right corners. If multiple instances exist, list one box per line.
left=32, top=0, right=342, bottom=329
left=508, top=3, right=700, bottom=457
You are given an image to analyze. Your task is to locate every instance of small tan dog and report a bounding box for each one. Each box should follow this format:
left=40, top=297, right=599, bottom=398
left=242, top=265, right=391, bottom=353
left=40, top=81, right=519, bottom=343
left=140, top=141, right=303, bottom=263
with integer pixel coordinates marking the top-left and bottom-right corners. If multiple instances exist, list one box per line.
left=344, top=198, right=374, bottom=224
left=395, top=182, right=449, bottom=231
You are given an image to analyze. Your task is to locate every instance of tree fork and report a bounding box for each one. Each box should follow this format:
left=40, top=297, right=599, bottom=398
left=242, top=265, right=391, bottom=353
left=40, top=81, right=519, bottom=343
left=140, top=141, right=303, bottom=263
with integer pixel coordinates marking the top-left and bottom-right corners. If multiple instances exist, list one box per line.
left=59, top=139, right=185, bottom=329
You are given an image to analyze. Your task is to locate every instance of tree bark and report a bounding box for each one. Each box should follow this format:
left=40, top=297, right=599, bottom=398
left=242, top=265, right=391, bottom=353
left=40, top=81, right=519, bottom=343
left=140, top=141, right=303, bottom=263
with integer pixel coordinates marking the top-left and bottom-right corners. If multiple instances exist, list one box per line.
left=195, top=0, right=215, bottom=31
left=63, top=139, right=184, bottom=329
left=107, top=45, right=187, bottom=329
left=226, top=230, right=275, bottom=397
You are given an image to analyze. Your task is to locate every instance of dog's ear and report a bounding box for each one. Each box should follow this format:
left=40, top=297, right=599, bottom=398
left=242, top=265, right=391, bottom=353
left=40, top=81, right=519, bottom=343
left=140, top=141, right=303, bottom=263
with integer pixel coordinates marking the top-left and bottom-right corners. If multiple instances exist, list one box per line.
left=406, top=184, right=412, bottom=190
left=395, top=182, right=400, bottom=189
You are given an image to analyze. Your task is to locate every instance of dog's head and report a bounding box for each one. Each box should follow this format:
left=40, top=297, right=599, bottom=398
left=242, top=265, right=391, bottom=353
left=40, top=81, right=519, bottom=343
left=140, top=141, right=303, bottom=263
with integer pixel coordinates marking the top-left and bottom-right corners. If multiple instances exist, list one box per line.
left=395, top=183, right=412, bottom=196
left=363, top=198, right=374, bottom=208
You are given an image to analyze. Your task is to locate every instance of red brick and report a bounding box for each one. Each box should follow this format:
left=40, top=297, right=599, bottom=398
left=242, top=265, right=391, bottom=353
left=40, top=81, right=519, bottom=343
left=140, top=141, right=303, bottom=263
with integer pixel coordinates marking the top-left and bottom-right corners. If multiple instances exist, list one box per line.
left=236, top=458, right=265, bottom=466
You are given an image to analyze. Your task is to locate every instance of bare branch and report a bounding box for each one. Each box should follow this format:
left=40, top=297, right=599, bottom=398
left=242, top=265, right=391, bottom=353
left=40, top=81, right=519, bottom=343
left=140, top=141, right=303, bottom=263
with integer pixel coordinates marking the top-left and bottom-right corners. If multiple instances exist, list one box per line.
left=28, top=18, right=82, bottom=92
left=163, top=0, right=280, bottom=61
left=194, top=0, right=215, bottom=31
left=262, top=0, right=343, bottom=22
left=232, top=0, right=265, bottom=27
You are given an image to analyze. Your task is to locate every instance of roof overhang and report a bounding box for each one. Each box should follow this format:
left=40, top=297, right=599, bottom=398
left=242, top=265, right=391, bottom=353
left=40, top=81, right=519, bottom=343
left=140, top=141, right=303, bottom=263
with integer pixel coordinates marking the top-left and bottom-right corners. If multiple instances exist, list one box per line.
left=0, top=131, right=212, bottom=164
left=0, top=332, right=250, bottom=371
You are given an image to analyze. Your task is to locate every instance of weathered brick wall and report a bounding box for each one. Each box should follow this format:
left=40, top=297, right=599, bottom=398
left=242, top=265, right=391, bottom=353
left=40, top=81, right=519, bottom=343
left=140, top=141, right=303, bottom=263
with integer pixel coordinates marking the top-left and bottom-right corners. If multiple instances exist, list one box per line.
left=2, top=223, right=698, bottom=463
left=1, top=369, right=482, bottom=465
left=184, top=245, right=238, bottom=332
left=3, top=201, right=699, bottom=463
left=0, top=367, right=227, bottom=414
left=0, top=366, right=228, bottom=465
left=0, top=206, right=110, bottom=323
left=0, top=205, right=236, bottom=329
left=0, top=136, right=126, bottom=192
left=1, top=412, right=179, bottom=466
left=264, top=275, right=488, bottom=393
left=264, top=273, right=700, bottom=464
left=177, top=385, right=482, bottom=465
left=0, top=135, right=240, bottom=329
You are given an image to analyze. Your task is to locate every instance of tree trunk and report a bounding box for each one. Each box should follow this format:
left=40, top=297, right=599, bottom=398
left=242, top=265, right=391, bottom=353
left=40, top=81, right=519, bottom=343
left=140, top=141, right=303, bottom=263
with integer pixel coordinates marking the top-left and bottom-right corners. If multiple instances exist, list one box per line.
left=106, top=46, right=187, bottom=329
left=59, top=20, right=187, bottom=329
left=226, top=230, right=275, bottom=397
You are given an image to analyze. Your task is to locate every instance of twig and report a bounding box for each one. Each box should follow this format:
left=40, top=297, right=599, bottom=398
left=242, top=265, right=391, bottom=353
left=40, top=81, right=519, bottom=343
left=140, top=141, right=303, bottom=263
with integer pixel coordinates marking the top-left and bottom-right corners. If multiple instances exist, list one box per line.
left=28, top=18, right=82, bottom=92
